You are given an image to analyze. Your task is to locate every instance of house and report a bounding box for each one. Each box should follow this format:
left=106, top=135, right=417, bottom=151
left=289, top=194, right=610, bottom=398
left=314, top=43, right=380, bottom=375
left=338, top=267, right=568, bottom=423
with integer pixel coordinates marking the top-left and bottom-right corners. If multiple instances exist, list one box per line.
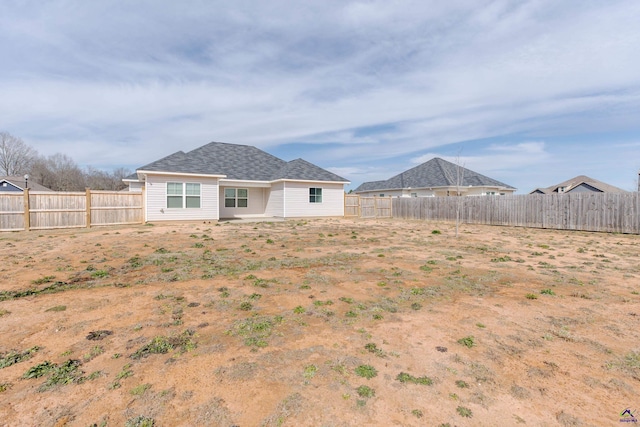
left=529, top=175, right=629, bottom=194
left=354, top=157, right=516, bottom=197
left=0, top=176, right=52, bottom=192
left=124, top=141, right=349, bottom=222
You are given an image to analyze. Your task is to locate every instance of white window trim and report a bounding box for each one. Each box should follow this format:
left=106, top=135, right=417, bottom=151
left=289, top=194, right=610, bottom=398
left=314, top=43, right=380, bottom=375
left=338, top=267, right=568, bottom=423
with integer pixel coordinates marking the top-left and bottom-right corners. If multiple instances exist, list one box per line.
left=309, top=187, right=323, bottom=203
left=224, top=188, right=249, bottom=208
left=167, top=182, right=201, bottom=209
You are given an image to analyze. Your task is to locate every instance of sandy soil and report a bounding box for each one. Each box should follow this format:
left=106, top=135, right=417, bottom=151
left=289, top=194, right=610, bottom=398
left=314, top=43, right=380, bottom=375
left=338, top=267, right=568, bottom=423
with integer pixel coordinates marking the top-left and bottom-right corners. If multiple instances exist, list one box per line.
left=0, top=218, right=639, bottom=427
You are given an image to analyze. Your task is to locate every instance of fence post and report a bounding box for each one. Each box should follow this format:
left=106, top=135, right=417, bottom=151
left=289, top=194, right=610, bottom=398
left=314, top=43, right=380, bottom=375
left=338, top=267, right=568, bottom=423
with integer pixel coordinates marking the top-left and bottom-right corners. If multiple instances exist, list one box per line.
left=85, top=188, right=91, bottom=228
left=141, top=185, right=146, bottom=224
left=23, top=188, right=30, bottom=231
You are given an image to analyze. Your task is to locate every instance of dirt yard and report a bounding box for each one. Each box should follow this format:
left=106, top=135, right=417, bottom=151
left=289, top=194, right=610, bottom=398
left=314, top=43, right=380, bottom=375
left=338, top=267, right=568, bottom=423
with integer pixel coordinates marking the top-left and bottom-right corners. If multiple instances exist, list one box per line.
left=1, top=218, right=639, bottom=426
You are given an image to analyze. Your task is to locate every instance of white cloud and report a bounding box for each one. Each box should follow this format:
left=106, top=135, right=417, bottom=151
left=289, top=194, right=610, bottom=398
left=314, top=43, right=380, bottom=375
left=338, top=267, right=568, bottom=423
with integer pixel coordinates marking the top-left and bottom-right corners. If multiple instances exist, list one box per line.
left=0, top=0, right=639, bottom=192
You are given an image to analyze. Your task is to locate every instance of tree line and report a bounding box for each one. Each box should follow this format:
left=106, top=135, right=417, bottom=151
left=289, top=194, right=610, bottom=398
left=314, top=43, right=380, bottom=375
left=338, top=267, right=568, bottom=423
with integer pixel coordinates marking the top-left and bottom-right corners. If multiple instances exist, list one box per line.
left=0, top=131, right=131, bottom=191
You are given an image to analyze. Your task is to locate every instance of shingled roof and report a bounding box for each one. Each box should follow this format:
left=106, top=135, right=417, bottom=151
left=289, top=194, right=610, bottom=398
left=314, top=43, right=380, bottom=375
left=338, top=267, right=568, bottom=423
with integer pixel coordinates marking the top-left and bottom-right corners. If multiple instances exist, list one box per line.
left=0, top=176, right=53, bottom=192
left=355, top=158, right=515, bottom=192
left=136, top=142, right=348, bottom=182
left=529, top=175, right=628, bottom=194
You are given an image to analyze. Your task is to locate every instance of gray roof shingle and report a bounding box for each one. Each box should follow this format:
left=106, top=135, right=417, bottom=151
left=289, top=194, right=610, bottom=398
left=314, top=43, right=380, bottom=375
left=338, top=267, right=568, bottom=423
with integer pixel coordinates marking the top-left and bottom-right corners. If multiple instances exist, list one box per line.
left=137, top=142, right=348, bottom=183
left=0, top=176, right=53, bottom=191
left=529, top=175, right=629, bottom=194
left=355, top=158, right=515, bottom=192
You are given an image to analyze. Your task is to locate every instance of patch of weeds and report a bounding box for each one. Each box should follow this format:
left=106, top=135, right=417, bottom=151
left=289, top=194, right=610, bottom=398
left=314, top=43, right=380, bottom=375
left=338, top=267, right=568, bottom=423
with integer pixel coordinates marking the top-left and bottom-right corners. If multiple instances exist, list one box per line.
left=455, top=380, right=469, bottom=388
left=193, top=242, right=204, bottom=248
left=313, top=300, right=333, bottom=306
left=396, top=372, right=433, bottom=385
left=130, top=330, right=197, bottom=359
left=22, top=361, right=56, bottom=379
left=372, top=313, right=383, bottom=320
left=432, top=230, right=441, bottom=235
left=0, top=346, right=40, bottom=369
left=32, top=275, right=56, bottom=285
left=356, top=385, right=375, bottom=398
left=239, top=302, right=253, bottom=311
left=128, top=256, right=143, bottom=268
left=91, top=270, right=109, bottom=278
left=419, top=265, right=433, bottom=272
left=526, top=293, right=538, bottom=300
left=83, top=345, right=105, bottom=362
left=230, top=316, right=281, bottom=349
left=457, top=336, right=475, bottom=348
left=476, top=323, right=485, bottom=328
left=541, top=289, right=556, bottom=295
left=345, top=310, right=358, bottom=318
left=45, top=305, right=66, bottom=312
left=456, top=406, right=473, bottom=418
left=0, top=382, right=12, bottom=392
left=491, top=255, right=512, bottom=262
left=125, top=415, right=155, bottom=427
left=364, top=343, right=385, bottom=357
left=86, top=371, right=103, bottom=381
left=131, top=383, right=152, bottom=396
left=355, top=365, right=378, bottom=379
left=266, top=239, right=274, bottom=244
left=303, top=364, right=318, bottom=380
left=0, top=309, right=10, bottom=317
left=293, top=306, right=306, bottom=314
left=411, top=409, right=423, bottom=419
left=40, top=359, right=84, bottom=390
left=299, top=285, right=311, bottom=290
left=411, top=302, right=422, bottom=311
left=155, top=248, right=168, bottom=254
left=339, top=297, right=354, bottom=304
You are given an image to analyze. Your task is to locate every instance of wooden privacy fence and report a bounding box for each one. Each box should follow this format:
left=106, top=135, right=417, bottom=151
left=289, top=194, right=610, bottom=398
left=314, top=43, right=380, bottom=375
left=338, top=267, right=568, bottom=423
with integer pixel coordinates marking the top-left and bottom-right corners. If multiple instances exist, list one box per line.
left=344, top=194, right=393, bottom=218
left=0, top=189, right=144, bottom=231
left=392, top=193, right=640, bottom=234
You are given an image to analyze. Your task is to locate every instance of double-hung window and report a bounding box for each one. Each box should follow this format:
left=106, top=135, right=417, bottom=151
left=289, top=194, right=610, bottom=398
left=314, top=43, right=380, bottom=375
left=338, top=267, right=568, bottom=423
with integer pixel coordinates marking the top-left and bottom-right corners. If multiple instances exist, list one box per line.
left=309, top=187, right=322, bottom=203
left=224, top=188, right=248, bottom=208
left=167, top=182, right=201, bottom=208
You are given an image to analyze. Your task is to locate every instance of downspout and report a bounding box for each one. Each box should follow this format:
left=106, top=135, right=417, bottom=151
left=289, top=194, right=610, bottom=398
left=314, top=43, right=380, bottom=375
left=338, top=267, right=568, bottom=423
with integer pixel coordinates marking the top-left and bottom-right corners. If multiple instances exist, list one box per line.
left=282, top=181, right=286, bottom=218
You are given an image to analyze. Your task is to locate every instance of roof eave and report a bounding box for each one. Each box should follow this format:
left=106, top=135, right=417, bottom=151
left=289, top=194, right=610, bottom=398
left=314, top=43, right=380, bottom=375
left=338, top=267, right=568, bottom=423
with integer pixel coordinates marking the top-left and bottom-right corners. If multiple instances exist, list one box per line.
left=136, top=170, right=227, bottom=179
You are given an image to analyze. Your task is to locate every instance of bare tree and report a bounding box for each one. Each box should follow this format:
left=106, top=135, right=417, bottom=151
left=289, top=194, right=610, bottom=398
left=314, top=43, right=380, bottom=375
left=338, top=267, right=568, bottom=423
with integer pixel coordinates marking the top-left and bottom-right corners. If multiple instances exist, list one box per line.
left=85, top=166, right=131, bottom=190
left=0, top=132, right=37, bottom=176
left=29, top=153, right=86, bottom=191
left=443, top=152, right=466, bottom=238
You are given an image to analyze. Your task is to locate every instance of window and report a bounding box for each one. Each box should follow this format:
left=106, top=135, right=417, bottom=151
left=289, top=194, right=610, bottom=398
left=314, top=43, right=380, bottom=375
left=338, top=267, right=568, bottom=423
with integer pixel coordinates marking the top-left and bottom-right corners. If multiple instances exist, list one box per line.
left=379, top=193, right=385, bottom=197
left=225, top=188, right=248, bottom=208
left=185, top=183, right=201, bottom=208
left=167, top=182, right=200, bottom=208
left=411, top=193, right=417, bottom=198
left=309, top=187, right=322, bottom=203
left=486, top=191, right=497, bottom=196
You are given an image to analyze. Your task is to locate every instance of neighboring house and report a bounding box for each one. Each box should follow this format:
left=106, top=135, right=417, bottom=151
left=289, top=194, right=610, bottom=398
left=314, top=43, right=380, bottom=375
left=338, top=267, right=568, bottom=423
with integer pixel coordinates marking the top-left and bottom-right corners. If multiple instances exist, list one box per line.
left=354, top=157, right=516, bottom=197
left=0, top=176, right=52, bottom=192
left=529, top=175, right=629, bottom=194
left=124, top=141, right=349, bottom=222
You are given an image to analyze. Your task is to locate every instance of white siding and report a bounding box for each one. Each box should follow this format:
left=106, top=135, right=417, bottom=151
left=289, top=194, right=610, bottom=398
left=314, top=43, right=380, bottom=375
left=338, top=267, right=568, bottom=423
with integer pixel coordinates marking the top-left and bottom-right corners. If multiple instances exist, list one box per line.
left=265, top=182, right=284, bottom=217
left=282, top=182, right=345, bottom=217
left=127, top=182, right=144, bottom=192
left=219, top=186, right=267, bottom=218
left=145, top=174, right=219, bottom=222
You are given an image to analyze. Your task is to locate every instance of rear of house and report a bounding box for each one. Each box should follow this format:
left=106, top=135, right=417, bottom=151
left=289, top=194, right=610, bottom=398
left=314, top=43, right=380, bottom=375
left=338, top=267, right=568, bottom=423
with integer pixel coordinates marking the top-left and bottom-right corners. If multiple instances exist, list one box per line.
left=125, top=142, right=349, bottom=222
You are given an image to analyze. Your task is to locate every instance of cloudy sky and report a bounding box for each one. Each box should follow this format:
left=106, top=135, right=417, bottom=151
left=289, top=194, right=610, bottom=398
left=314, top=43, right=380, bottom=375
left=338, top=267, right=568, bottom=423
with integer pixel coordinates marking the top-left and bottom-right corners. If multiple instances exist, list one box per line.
left=1, top=0, right=639, bottom=192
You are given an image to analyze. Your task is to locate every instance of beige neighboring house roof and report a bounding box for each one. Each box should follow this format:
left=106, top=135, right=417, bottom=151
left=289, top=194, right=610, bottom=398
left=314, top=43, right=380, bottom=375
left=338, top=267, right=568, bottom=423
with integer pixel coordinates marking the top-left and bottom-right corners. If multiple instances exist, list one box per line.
left=529, top=175, right=629, bottom=194
left=0, top=176, right=53, bottom=192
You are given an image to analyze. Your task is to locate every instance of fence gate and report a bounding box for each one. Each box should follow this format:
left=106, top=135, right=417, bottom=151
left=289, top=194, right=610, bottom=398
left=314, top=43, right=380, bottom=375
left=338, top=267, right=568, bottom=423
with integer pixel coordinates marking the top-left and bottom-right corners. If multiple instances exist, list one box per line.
left=344, top=194, right=392, bottom=218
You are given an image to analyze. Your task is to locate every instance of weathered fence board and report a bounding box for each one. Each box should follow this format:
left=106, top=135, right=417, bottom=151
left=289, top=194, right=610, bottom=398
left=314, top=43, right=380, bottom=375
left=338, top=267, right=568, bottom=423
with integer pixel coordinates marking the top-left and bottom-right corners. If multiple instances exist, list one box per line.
left=0, top=190, right=143, bottom=231
left=344, top=195, right=393, bottom=218
left=391, top=193, right=640, bottom=234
